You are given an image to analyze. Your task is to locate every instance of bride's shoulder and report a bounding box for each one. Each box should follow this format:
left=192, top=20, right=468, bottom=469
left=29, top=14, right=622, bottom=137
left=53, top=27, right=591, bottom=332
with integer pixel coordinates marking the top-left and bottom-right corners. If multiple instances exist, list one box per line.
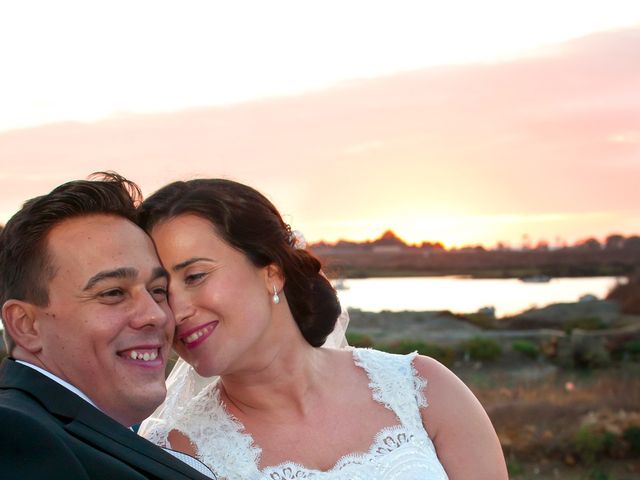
left=411, top=354, right=490, bottom=435
left=412, top=354, right=471, bottom=402
left=411, top=358, right=508, bottom=478
left=412, top=354, right=452, bottom=382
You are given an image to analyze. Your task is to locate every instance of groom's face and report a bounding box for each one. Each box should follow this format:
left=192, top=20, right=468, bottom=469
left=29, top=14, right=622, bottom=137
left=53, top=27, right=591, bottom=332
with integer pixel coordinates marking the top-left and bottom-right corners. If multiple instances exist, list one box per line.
left=33, top=214, right=174, bottom=426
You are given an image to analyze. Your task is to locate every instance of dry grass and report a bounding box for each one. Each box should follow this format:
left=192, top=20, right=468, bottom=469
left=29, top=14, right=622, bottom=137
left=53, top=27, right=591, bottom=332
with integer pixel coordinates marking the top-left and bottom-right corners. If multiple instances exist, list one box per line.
left=455, top=364, right=640, bottom=478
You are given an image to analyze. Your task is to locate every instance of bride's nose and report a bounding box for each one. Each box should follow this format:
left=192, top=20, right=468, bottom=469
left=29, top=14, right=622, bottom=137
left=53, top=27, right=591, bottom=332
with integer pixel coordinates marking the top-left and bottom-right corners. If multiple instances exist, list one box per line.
left=169, top=291, right=195, bottom=325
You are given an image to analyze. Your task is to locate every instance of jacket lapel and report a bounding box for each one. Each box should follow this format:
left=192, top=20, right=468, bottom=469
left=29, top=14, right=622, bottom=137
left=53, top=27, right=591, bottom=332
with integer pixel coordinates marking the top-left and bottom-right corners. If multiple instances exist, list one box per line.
left=65, top=416, right=213, bottom=479
left=0, top=360, right=213, bottom=480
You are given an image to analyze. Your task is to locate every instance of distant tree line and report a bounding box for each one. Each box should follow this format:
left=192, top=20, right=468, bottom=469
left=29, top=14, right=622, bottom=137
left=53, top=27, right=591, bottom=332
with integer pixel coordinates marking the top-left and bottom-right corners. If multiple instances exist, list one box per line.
left=312, top=230, right=640, bottom=279
left=311, top=230, right=640, bottom=253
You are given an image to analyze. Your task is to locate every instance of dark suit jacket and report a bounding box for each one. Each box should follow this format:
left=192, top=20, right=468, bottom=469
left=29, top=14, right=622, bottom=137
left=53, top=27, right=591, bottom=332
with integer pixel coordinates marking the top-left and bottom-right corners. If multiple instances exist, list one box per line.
left=0, top=359, right=214, bottom=480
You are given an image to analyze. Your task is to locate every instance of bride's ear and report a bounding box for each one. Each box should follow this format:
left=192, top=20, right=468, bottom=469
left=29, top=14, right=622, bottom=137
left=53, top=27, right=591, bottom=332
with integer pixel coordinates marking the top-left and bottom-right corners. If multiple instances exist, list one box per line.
left=264, top=264, right=284, bottom=292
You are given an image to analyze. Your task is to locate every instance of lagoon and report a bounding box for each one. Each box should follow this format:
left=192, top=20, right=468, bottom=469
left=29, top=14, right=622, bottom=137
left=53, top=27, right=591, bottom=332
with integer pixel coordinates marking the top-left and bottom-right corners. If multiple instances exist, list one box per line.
left=333, top=276, right=624, bottom=317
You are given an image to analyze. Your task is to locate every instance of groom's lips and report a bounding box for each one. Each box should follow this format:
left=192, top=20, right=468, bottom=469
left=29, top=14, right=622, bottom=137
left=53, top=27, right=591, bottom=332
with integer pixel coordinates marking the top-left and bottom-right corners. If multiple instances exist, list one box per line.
left=117, top=345, right=164, bottom=368
left=178, top=321, right=218, bottom=349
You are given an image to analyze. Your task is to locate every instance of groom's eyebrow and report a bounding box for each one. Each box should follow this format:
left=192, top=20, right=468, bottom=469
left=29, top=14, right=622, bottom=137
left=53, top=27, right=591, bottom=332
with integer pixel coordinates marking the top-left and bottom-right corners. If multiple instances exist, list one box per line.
left=173, top=257, right=214, bottom=272
left=83, top=267, right=138, bottom=290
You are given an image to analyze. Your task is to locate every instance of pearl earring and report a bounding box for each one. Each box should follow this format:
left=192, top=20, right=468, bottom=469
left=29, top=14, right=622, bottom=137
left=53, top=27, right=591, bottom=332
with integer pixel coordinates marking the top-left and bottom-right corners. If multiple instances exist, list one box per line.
left=272, top=285, right=280, bottom=305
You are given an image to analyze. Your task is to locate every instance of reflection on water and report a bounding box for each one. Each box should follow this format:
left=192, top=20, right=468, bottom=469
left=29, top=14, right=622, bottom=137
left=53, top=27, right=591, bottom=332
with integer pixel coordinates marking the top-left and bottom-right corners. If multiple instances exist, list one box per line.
left=333, top=276, right=624, bottom=317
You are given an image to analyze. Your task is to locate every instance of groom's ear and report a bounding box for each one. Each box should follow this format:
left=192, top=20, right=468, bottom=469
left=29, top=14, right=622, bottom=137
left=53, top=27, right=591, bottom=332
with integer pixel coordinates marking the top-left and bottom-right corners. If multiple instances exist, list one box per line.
left=2, top=300, right=44, bottom=354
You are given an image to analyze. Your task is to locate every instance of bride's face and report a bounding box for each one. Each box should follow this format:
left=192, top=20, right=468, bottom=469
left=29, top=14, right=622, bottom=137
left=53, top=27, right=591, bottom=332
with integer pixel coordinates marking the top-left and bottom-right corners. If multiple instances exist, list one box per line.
left=150, top=213, right=274, bottom=377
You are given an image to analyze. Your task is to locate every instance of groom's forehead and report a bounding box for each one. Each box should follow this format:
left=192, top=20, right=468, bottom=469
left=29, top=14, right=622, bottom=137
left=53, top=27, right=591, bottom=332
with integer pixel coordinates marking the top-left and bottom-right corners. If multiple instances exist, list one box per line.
left=45, top=215, right=161, bottom=287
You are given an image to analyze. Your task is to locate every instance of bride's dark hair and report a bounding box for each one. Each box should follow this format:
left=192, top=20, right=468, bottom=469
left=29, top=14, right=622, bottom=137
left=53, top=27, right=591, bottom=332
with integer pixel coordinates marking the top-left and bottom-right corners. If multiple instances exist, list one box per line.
left=137, top=179, right=341, bottom=347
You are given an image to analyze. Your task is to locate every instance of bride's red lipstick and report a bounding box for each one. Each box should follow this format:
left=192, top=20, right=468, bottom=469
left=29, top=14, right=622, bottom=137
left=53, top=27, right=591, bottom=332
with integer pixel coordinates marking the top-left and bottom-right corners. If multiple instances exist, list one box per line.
left=178, top=321, right=218, bottom=349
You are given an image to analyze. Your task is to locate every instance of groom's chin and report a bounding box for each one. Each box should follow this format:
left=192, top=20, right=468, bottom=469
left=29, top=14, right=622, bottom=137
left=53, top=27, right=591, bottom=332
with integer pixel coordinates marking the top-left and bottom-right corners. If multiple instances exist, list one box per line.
left=139, top=382, right=168, bottom=414
left=129, top=391, right=168, bottom=427
left=129, top=378, right=167, bottom=424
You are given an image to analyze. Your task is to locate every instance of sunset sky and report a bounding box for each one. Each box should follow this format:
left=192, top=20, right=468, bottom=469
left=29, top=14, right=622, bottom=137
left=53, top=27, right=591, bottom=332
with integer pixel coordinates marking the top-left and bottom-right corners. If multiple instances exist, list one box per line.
left=1, top=1, right=639, bottom=248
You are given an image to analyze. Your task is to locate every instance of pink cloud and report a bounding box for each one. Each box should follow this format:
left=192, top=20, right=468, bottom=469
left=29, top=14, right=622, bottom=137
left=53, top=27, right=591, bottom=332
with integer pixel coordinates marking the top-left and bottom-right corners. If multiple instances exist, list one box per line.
left=1, top=27, right=638, bottom=244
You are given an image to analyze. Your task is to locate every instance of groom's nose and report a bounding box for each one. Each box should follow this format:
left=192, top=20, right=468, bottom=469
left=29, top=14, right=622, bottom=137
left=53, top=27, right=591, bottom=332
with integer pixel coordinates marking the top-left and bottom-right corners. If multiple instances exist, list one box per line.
left=130, top=289, right=172, bottom=330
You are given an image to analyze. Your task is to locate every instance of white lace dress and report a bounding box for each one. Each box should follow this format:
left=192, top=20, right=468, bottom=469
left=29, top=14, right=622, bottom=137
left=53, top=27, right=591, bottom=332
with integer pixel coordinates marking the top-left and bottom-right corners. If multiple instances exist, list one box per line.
left=144, top=348, right=449, bottom=479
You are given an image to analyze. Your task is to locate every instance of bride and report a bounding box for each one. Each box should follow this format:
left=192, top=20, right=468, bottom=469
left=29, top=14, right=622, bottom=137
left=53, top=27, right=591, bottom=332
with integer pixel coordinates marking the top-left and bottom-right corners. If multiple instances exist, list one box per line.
left=137, top=178, right=507, bottom=479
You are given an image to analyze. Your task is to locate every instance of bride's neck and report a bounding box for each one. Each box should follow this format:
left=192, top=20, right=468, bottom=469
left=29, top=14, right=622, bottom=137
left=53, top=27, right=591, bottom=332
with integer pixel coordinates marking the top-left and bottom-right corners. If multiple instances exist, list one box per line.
left=220, top=338, right=330, bottom=419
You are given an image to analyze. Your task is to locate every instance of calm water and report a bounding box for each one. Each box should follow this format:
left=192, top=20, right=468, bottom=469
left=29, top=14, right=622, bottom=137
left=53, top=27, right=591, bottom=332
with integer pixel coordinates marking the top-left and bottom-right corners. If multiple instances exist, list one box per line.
left=333, top=276, right=624, bottom=317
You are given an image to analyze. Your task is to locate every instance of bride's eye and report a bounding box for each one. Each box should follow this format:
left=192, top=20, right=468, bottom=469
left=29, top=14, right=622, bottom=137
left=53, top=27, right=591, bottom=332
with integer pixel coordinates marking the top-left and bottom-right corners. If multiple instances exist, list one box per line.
left=185, top=272, right=207, bottom=285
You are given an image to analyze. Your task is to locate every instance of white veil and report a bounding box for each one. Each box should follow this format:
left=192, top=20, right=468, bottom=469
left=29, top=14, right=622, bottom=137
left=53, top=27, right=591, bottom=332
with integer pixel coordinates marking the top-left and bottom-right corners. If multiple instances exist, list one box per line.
left=138, top=307, right=350, bottom=438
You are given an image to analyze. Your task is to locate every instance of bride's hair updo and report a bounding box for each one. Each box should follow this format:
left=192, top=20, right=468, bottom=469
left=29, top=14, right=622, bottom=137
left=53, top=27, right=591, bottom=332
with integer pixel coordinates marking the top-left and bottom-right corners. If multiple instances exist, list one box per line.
left=138, top=179, right=342, bottom=347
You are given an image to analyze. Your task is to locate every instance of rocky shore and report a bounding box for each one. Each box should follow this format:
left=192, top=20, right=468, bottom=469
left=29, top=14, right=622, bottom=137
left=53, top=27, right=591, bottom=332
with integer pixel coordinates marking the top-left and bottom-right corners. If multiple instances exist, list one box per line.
left=345, top=299, right=640, bottom=369
left=347, top=299, right=637, bottom=340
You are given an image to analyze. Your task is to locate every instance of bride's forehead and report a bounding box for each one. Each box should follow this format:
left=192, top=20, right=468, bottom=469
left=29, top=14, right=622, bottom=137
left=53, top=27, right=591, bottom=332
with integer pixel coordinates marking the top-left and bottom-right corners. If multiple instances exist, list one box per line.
left=154, top=214, right=213, bottom=232
left=154, top=217, right=225, bottom=247
left=153, top=231, right=252, bottom=274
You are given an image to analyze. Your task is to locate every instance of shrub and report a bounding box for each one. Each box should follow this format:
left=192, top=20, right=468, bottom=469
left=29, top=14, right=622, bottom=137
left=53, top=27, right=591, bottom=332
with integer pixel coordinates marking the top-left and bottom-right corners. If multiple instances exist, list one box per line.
left=346, top=332, right=374, bottom=348
left=564, top=316, right=606, bottom=334
left=506, top=457, right=524, bottom=477
left=462, top=337, right=502, bottom=362
left=380, top=340, right=455, bottom=366
left=463, top=313, right=495, bottom=329
left=610, top=338, right=640, bottom=362
left=622, top=340, right=640, bottom=360
left=623, top=425, right=640, bottom=454
left=589, top=470, right=610, bottom=480
left=511, top=340, right=539, bottom=359
left=574, top=345, right=612, bottom=369
left=574, top=425, right=614, bottom=464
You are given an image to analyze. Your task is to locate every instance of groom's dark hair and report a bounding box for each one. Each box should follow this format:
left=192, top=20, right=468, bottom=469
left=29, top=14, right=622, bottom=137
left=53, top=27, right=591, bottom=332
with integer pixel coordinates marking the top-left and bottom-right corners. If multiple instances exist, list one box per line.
left=0, top=172, right=142, bottom=353
left=139, top=178, right=342, bottom=347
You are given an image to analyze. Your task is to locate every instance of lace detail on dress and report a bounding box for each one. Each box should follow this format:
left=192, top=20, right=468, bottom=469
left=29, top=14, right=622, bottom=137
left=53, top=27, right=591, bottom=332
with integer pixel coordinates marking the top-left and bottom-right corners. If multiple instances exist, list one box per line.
left=144, top=378, right=263, bottom=478
left=262, top=423, right=448, bottom=480
left=144, top=348, right=448, bottom=480
left=352, top=348, right=427, bottom=430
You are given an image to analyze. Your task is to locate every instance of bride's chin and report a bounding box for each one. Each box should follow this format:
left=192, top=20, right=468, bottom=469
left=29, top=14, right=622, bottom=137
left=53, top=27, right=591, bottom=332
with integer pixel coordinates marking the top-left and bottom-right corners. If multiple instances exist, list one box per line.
left=195, top=367, right=222, bottom=379
left=189, top=358, right=223, bottom=378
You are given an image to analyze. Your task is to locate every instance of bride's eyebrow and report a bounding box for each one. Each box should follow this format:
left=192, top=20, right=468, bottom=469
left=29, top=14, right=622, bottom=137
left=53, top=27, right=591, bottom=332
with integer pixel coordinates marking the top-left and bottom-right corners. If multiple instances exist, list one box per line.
left=173, top=257, right=214, bottom=272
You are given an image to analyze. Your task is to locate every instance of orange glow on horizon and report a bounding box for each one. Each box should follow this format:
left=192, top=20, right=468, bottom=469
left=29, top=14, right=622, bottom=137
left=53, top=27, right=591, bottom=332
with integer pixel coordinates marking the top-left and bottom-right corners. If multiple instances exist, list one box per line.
left=298, top=211, right=640, bottom=250
left=1, top=18, right=639, bottom=249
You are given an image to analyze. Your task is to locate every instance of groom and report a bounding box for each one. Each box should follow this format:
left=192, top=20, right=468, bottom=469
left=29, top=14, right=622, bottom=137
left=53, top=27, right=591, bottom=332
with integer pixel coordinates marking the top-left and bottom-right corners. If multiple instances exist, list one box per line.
left=0, top=174, right=213, bottom=479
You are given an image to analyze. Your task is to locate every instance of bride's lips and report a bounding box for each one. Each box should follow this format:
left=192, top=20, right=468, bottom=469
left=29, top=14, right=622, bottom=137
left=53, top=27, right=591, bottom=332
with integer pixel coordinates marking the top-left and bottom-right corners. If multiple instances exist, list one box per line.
left=178, top=321, right=218, bottom=349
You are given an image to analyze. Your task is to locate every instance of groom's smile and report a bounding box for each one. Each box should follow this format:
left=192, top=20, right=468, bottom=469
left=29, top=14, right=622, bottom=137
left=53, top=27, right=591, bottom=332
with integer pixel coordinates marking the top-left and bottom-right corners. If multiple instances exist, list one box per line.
left=118, top=345, right=163, bottom=366
left=32, top=214, right=174, bottom=426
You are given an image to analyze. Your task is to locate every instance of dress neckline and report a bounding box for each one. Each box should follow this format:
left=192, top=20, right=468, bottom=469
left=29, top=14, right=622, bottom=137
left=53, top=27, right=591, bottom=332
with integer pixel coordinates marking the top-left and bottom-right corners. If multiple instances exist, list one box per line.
left=214, top=348, right=419, bottom=475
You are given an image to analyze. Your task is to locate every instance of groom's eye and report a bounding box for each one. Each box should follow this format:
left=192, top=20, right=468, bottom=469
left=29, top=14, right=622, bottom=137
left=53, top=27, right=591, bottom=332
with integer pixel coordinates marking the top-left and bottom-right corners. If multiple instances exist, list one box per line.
left=98, top=288, right=125, bottom=304
left=150, top=286, right=168, bottom=302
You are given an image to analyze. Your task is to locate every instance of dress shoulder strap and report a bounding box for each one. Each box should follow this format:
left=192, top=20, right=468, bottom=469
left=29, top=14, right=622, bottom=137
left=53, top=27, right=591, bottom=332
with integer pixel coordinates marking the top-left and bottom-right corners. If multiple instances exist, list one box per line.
left=352, top=348, right=428, bottom=430
left=158, top=381, right=261, bottom=479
